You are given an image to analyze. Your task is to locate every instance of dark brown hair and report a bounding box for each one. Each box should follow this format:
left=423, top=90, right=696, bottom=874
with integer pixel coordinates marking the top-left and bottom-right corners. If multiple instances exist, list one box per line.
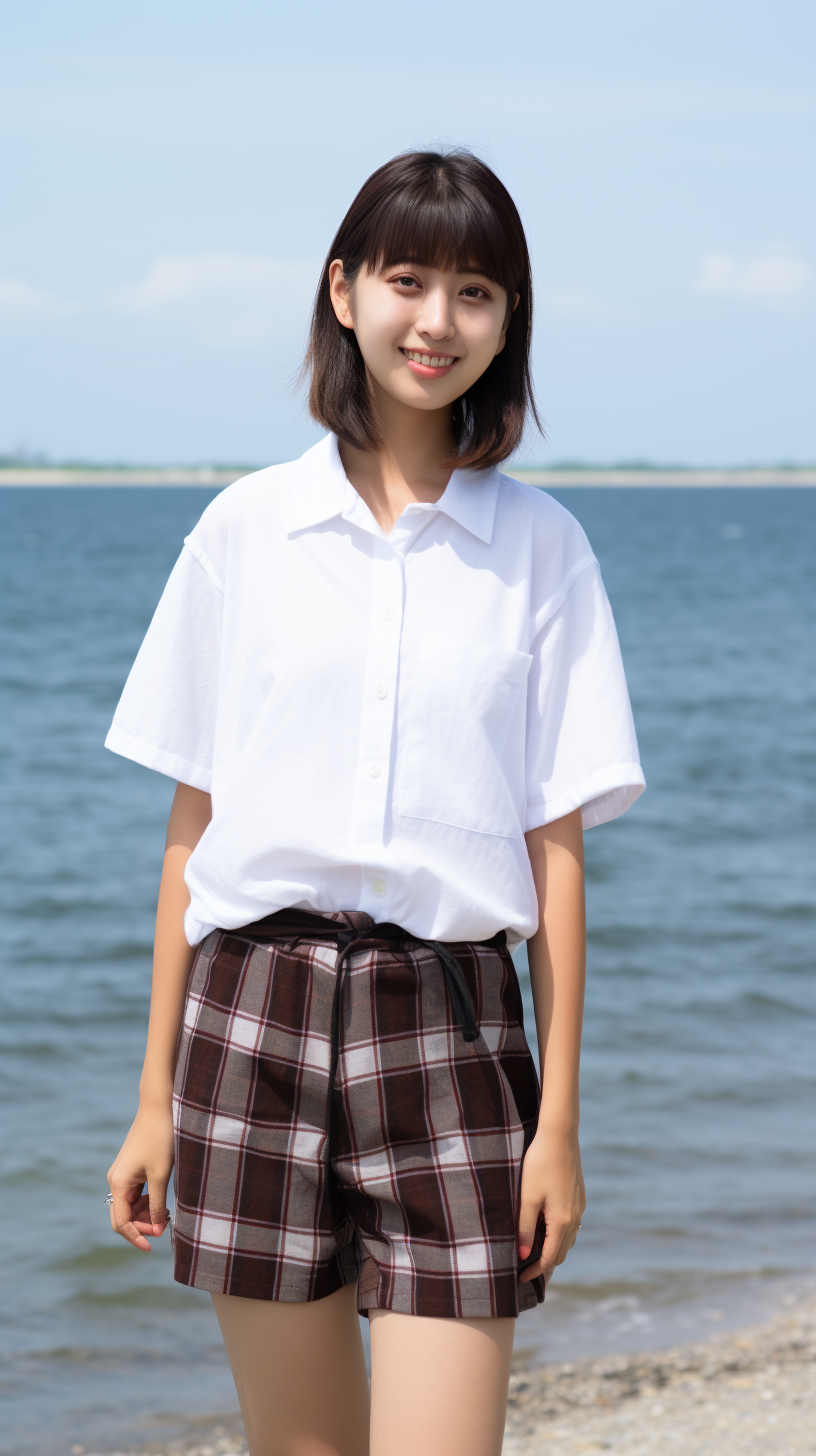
left=304, top=150, right=541, bottom=470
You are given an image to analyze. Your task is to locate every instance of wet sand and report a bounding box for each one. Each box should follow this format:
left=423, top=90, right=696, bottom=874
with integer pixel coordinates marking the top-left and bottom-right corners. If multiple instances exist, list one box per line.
left=90, top=1292, right=816, bottom=1455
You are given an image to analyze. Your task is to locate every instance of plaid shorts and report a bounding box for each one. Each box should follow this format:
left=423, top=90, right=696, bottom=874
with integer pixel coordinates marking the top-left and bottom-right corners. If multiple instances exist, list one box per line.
left=172, top=911, right=545, bottom=1318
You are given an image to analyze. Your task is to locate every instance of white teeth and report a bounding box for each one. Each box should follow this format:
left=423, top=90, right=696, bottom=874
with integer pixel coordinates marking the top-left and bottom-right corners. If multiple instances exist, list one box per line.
left=405, top=349, right=453, bottom=367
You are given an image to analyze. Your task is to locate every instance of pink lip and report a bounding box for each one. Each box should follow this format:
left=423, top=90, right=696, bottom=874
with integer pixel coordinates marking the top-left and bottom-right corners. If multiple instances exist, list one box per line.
left=400, top=348, right=458, bottom=379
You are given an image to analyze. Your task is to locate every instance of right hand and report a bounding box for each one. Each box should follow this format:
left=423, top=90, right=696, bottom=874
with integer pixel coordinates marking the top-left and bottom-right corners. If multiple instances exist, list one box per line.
left=107, top=1102, right=175, bottom=1251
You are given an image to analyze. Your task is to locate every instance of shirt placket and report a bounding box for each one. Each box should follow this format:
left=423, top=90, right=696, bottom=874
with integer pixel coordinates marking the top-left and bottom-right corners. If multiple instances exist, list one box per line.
left=350, top=526, right=414, bottom=917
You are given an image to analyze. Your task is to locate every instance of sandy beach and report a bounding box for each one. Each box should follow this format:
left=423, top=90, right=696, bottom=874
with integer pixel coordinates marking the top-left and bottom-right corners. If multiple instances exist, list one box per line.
left=85, top=1291, right=815, bottom=1456
left=503, top=1291, right=816, bottom=1454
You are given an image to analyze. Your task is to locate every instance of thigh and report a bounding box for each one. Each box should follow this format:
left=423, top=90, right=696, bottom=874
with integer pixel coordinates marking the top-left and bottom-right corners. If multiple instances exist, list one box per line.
left=212, top=1284, right=370, bottom=1456
left=368, top=1308, right=514, bottom=1456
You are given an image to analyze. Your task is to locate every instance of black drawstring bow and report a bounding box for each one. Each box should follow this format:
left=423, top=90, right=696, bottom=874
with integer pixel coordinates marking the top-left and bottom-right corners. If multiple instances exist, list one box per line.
left=227, top=909, right=500, bottom=1171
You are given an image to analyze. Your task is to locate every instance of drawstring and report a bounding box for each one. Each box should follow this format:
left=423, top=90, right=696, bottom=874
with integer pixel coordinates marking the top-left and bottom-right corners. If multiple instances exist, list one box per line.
left=425, top=941, right=480, bottom=1042
left=229, top=910, right=486, bottom=1174
left=324, top=925, right=480, bottom=1126
left=334, top=926, right=478, bottom=1044
left=326, top=926, right=362, bottom=1126
left=233, top=911, right=481, bottom=1047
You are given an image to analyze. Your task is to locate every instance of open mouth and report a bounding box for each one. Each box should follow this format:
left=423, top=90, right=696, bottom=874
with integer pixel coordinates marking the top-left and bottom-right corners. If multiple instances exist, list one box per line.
left=400, top=348, right=459, bottom=378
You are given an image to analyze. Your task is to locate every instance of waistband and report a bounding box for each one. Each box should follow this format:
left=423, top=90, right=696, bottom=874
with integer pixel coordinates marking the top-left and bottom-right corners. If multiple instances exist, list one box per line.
left=231, top=908, right=506, bottom=951
left=226, top=908, right=509, bottom=1046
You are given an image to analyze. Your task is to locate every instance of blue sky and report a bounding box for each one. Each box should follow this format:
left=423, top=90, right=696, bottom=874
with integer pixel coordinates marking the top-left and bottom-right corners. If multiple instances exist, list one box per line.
left=1, top=0, right=813, bottom=465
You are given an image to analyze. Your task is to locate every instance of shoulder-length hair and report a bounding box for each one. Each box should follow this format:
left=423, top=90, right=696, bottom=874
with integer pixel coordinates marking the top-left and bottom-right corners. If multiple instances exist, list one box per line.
left=303, top=150, right=541, bottom=471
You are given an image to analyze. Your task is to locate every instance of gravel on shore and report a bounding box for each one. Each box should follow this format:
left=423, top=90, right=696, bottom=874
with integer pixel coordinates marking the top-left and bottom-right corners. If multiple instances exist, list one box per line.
left=504, top=1292, right=816, bottom=1454
left=85, top=1292, right=816, bottom=1456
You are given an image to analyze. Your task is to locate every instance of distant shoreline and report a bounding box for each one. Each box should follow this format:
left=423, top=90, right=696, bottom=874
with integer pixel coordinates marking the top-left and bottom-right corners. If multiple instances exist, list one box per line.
left=2, top=466, right=815, bottom=488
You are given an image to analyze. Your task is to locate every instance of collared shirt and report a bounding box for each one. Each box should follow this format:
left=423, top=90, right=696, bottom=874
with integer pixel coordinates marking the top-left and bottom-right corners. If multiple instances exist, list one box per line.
left=106, top=434, right=644, bottom=947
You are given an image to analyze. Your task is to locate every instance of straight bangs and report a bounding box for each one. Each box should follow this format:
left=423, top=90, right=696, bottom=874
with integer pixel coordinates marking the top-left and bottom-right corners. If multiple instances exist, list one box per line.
left=304, top=150, right=541, bottom=470
left=362, top=186, right=521, bottom=304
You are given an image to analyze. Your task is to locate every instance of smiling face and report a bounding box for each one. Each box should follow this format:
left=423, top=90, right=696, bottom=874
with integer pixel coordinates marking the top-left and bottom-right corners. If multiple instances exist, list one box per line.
left=328, top=259, right=514, bottom=416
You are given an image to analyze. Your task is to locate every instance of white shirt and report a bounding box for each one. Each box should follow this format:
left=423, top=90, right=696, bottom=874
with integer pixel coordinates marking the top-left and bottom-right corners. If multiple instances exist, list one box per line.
left=106, top=433, right=644, bottom=947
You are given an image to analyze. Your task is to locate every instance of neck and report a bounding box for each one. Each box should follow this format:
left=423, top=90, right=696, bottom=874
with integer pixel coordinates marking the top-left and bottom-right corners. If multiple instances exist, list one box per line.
left=338, top=382, right=456, bottom=534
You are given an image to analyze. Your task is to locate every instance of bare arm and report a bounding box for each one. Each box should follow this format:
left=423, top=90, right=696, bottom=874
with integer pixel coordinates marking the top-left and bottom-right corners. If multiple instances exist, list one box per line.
left=518, top=807, right=587, bottom=1283
left=107, top=782, right=212, bottom=1250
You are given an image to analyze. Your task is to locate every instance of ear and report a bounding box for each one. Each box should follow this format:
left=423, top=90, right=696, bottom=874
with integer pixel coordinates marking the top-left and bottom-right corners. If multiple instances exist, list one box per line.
left=494, top=292, right=520, bottom=357
left=328, top=259, right=355, bottom=329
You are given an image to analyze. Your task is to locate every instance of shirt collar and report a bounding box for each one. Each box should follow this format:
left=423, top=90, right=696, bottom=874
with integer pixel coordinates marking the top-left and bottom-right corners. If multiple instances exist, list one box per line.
left=435, top=460, right=500, bottom=544
left=287, top=433, right=500, bottom=545
left=286, top=434, right=351, bottom=533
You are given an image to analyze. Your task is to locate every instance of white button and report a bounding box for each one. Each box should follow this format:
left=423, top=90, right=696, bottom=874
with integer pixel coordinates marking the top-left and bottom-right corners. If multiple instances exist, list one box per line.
left=372, top=879, right=387, bottom=895
left=382, top=607, right=394, bottom=620
left=375, top=685, right=388, bottom=700
left=369, top=765, right=380, bottom=779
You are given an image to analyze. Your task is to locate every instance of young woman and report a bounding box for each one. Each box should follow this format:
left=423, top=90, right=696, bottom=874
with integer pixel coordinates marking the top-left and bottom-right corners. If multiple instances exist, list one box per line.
left=105, top=150, right=644, bottom=1456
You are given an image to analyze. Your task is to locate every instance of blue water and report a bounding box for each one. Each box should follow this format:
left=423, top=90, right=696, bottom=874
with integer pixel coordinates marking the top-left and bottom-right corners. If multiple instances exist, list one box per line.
left=1, top=485, right=814, bottom=1455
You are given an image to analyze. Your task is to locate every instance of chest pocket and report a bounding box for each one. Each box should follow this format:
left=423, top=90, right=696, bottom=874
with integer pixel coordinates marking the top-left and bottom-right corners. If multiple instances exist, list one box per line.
left=396, top=637, right=532, bottom=838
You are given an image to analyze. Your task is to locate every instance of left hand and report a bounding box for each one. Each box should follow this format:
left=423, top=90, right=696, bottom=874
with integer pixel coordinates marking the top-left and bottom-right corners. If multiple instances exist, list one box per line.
left=517, top=1128, right=586, bottom=1284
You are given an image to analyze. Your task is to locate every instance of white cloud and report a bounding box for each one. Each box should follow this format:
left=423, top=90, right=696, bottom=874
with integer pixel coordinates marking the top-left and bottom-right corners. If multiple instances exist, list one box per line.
left=0, top=255, right=320, bottom=345
left=106, top=254, right=320, bottom=344
left=694, top=248, right=811, bottom=301
left=0, top=278, right=80, bottom=322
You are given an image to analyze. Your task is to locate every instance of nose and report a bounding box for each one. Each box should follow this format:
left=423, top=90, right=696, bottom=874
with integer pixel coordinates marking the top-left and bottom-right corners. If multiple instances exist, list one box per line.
left=416, top=285, right=456, bottom=342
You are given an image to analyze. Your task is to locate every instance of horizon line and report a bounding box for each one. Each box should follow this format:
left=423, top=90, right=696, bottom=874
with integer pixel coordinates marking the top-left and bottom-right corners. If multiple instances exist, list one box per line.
left=2, top=456, right=815, bottom=474
left=3, top=463, right=815, bottom=489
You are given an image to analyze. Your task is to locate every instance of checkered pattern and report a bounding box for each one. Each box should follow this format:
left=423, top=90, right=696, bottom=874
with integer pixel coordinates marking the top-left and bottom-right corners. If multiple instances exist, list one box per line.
left=172, top=912, right=545, bottom=1318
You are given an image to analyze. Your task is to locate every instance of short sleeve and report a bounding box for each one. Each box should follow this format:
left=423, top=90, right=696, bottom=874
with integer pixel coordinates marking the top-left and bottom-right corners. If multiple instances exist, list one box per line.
left=104, top=544, right=223, bottom=792
left=525, top=559, right=645, bottom=831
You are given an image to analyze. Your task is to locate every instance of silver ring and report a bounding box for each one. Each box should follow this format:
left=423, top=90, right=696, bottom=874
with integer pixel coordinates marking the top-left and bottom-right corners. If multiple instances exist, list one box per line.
left=104, top=1193, right=114, bottom=1205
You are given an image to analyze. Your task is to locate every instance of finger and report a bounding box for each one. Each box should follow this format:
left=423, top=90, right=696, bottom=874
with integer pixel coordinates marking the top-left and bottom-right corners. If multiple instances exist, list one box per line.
left=539, top=1217, right=569, bottom=1271
left=520, top=1219, right=569, bottom=1283
left=133, top=1212, right=170, bottom=1237
left=121, top=1189, right=151, bottom=1220
left=517, top=1192, right=541, bottom=1261
left=122, top=1192, right=166, bottom=1245
left=111, top=1183, right=152, bottom=1251
left=117, top=1219, right=153, bottom=1251
left=554, top=1228, right=579, bottom=1265
left=130, top=1193, right=163, bottom=1236
left=147, top=1172, right=171, bottom=1236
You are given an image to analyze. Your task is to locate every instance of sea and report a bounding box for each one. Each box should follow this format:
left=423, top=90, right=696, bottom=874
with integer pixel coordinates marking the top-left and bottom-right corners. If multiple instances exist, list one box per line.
left=1, top=484, right=814, bottom=1455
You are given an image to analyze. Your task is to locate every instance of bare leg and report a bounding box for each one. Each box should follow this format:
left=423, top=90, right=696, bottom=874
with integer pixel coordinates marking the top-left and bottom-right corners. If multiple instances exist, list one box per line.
left=368, top=1308, right=515, bottom=1456
left=212, top=1283, right=370, bottom=1456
